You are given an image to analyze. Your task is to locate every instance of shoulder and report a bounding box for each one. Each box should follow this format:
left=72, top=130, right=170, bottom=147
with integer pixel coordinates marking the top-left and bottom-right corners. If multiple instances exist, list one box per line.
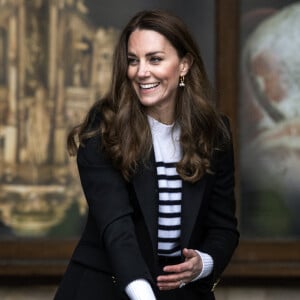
left=77, top=102, right=108, bottom=166
left=217, top=113, right=232, bottom=147
left=218, top=113, right=231, bottom=132
left=211, top=114, right=234, bottom=168
left=77, top=134, right=107, bottom=167
left=82, top=101, right=103, bottom=133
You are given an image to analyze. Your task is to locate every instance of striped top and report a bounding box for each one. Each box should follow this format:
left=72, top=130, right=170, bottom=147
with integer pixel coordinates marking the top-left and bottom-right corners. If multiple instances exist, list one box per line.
left=147, top=115, right=182, bottom=257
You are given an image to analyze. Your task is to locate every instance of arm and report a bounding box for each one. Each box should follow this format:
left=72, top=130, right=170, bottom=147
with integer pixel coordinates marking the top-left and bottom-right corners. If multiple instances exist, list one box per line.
left=157, top=120, right=239, bottom=291
left=77, top=135, right=155, bottom=297
left=201, top=125, right=239, bottom=283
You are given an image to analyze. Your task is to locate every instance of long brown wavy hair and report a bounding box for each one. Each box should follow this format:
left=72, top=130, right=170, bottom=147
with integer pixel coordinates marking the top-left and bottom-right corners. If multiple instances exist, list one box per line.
left=68, top=10, right=230, bottom=182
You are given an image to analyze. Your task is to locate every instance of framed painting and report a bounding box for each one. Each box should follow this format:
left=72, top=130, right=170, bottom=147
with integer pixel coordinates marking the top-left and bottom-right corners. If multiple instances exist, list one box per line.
left=0, top=0, right=111, bottom=277
left=216, top=0, right=300, bottom=280
left=0, top=0, right=216, bottom=279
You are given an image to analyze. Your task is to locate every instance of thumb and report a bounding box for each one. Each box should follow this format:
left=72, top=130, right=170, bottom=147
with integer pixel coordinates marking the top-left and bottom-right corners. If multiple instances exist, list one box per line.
left=182, top=248, right=196, bottom=260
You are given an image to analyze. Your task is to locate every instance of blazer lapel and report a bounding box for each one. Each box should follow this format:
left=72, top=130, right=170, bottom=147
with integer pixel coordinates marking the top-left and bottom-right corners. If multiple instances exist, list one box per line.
left=181, top=178, right=206, bottom=247
left=132, top=150, right=158, bottom=252
left=132, top=150, right=208, bottom=251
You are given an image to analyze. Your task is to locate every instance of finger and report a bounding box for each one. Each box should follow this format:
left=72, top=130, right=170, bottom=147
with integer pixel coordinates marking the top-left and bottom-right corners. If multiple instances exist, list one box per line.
left=157, top=269, right=191, bottom=284
left=162, top=261, right=188, bottom=273
left=157, top=280, right=183, bottom=291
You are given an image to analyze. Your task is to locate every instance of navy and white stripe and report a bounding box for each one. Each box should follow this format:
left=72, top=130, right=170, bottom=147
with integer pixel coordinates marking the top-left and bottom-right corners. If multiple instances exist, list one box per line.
left=157, top=161, right=182, bottom=256
left=147, top=115, right=182, bottom=257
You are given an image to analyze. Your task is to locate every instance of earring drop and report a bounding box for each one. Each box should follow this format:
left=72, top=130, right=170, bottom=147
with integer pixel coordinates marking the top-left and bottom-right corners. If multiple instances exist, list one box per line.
left=179, top=76, right=185, bottom=87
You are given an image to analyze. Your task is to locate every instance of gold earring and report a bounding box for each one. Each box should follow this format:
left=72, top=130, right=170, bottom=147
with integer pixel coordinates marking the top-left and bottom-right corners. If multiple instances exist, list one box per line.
left=179, top=76, right=185, bottom=87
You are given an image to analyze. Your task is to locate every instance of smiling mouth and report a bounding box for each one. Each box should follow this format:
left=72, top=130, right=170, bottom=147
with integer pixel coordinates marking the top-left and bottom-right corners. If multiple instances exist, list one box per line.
left=139, top=83, right=160, bottom=89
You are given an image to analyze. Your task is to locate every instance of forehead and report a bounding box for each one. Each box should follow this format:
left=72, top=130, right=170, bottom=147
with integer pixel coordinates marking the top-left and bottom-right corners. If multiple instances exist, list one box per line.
left=127, top=29, right=175, bottom=53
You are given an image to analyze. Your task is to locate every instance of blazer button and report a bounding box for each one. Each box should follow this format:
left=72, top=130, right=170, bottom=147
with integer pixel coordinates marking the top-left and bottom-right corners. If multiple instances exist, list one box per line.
left=111, top=275, right=117, bottom=284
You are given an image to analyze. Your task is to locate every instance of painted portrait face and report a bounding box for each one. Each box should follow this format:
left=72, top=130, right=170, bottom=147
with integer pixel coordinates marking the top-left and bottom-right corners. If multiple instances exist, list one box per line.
left=127, top=29, right=189, bottom=122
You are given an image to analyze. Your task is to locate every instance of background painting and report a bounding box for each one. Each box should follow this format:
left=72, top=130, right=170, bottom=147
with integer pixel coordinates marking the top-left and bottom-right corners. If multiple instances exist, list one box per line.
left=0, top=0, right=215, bottom=239
left=239, top=0, right=300, bottom=238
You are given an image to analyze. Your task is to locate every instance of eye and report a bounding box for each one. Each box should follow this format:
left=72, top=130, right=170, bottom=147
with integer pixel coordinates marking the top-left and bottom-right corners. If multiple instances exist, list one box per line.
left=127, top=57, right=138, bottom=66
left=150, top=56, right=162, bottom=64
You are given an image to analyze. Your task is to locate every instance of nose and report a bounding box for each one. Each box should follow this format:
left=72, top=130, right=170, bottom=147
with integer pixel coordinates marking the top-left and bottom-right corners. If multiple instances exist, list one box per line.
left=137, top=61, right=150, bottom=78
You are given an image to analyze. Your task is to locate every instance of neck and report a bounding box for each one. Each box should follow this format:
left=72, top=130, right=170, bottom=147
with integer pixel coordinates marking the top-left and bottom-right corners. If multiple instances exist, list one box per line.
left=146, top=107, right=175, bottom=125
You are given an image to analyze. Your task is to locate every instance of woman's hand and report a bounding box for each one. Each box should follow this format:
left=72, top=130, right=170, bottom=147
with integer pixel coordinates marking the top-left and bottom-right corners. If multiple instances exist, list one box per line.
left=156, top=248, right=202, bottom=290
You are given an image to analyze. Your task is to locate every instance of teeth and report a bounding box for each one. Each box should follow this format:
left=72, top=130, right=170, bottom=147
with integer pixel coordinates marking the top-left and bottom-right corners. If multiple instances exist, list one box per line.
left=140, top=83, right=159, bottom=89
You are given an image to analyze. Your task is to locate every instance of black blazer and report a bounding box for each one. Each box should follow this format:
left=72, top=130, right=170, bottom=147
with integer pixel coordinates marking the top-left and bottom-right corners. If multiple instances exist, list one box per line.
left=66, top=116, right=239, bottom=299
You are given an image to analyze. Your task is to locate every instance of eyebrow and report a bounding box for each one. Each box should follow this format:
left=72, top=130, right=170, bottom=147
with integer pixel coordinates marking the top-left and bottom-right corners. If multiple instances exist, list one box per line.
left=127, top=51, right=165, bottom=57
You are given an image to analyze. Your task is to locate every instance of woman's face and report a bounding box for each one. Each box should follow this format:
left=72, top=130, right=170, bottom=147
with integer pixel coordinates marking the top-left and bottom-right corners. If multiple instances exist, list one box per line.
left=127, top=29, right=189, bottom=123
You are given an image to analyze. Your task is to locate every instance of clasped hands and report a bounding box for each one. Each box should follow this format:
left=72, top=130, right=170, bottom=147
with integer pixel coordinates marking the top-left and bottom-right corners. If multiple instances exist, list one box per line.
left=156, top=248, right=202, bottom=290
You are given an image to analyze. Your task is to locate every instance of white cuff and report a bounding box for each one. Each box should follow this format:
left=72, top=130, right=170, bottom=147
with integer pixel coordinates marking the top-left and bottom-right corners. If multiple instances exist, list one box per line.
left=192, top=250, right=214, bottom=281
left=125, top=279, right=156, bottom=300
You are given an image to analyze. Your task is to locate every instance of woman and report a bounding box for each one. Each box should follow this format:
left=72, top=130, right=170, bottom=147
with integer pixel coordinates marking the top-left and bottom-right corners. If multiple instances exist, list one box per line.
left=54, top=10, right=239, bottom=300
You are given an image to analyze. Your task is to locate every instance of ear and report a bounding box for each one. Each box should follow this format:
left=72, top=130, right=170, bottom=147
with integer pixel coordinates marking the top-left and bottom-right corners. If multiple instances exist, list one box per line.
left=180, top=53, right=193, bottom=76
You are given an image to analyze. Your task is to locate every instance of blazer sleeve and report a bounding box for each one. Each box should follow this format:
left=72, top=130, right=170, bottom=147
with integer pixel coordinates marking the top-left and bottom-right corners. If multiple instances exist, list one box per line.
left=201, top=118, right=239, bottom=285
left=77, top=134, right=153, bottom=291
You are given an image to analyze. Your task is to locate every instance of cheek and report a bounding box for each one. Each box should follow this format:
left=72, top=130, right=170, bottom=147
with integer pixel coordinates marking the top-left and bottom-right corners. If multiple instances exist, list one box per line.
left=161, top=65, right=181, bottom=82
left=127, top=67, right=135, bottom=81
